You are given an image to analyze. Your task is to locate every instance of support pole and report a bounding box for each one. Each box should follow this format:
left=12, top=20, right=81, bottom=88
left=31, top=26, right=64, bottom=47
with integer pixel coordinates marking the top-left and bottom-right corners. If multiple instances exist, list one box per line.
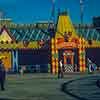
left=12, top=49, right=18, bottom=72
left=55, top=38, right=58, bottom=73
left=51, top=38, right=56, bottom=74
left=78, top=38, right=86, bottom=72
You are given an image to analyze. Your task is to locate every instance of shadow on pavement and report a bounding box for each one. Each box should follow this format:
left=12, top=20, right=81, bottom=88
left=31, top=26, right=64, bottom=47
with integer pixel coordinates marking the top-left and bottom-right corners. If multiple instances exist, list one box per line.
left=0, top=98, right=14, bottom=100
left=61, top=80, right=88, bottom=100
left=61, top=76, right=100, bottom=100
left=96, top=80, right=100, bottom=88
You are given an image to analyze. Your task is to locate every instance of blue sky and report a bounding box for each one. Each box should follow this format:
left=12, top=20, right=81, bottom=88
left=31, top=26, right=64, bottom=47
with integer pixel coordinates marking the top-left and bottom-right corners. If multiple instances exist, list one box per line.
left=0, top=0, right=99, bottom=24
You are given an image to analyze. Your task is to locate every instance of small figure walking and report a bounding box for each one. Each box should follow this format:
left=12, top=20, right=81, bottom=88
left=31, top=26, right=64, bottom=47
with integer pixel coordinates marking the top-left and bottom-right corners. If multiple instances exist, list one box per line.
left=20, top=68, right=24, bottom=75
left=58, top=60, right=64, bottom=78
left=19, top=66, right=26, bottom=75
left=0, top=59, right=6, bottom=91
left=87, top=58, right=93, bottom=73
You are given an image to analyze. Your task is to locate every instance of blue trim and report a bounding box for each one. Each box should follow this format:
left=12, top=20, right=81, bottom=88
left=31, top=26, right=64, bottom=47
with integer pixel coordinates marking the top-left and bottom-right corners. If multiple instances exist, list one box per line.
left=12, top=50, right=18, bottom=72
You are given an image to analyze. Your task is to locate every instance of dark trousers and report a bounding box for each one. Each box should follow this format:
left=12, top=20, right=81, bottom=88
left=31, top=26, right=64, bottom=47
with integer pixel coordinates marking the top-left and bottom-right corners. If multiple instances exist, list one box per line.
left=58, top=70, right=64, bottom=78
left=0, top=80, right=5, bottom=90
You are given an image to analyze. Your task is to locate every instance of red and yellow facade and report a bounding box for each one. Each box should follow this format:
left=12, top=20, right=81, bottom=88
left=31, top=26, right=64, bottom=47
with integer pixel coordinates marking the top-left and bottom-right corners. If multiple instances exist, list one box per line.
left=0, top=12, right=100, bottom=73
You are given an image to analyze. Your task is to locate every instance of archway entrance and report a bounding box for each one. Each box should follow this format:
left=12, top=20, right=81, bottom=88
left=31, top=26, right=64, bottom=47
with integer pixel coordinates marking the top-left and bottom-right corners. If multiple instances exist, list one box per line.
left=63, top=50, right=74, bottom=72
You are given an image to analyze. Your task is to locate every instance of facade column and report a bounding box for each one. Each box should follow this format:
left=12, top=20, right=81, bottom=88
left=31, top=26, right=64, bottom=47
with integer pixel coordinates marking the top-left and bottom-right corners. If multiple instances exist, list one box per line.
left=82, top=38, right=86, bottom=72
left=63, top=53, right=67, bottom=65
left=51, top=38, right=56, bottom=74
left=79, top=38, right=83, bottom=72
left=71, top=55, right=74, bottom=65
left=78, top=38, right=86, bottom=72
left=55, top=38, right=59, bottom=73
left=12, top=49, right=18, bottom=72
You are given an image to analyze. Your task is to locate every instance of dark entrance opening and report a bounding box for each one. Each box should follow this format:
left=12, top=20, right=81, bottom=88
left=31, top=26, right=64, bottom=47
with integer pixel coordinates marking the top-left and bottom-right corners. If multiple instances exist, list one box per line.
left=18, top=49, right=50, bottom=73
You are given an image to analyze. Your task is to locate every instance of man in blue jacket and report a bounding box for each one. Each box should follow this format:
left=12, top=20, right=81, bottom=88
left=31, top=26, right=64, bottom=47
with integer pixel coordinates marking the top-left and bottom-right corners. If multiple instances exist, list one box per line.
left=0, top=59, right=6, bottom=91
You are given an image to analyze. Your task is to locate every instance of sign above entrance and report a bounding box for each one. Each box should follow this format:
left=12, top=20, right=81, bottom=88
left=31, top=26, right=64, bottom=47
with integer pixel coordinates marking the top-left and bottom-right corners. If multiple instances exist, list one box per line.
left=57, top=42, right=77, bottom=49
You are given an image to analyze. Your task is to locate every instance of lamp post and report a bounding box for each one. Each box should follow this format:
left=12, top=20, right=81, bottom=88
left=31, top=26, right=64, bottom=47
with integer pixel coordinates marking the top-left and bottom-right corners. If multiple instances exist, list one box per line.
left=80, top=0, right=84, bottom=25
left=79, top=0, right=84, bottom=37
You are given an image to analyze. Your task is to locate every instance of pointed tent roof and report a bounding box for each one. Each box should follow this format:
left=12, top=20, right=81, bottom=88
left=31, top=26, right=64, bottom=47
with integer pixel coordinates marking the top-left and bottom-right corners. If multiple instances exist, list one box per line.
left=55, top=12, right=78, bottom=40
left=0, top=26, right=14, bottom=42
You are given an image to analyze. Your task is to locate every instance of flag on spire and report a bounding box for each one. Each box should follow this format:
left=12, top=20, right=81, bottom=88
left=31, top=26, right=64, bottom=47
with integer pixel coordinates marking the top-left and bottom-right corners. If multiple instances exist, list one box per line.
left=52, top=0, right=55, bottom=3
left=80, top=0, right=84, bottom=24
left=51, top=0, right=55, bottom=18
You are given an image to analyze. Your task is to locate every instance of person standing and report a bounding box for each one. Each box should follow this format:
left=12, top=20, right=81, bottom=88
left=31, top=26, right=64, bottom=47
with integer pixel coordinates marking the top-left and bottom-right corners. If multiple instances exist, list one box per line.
left=87, top=58, right=92, bottom=73
left=58, top=60, right=64, bottom=78
left=0, top=59, right=6, bottom=91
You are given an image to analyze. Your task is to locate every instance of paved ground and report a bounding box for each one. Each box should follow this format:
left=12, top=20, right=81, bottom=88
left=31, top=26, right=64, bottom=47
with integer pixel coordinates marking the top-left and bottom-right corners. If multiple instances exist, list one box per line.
left=62, top=74, right=100, bottom=100
left=0, top=73, right=100, bottom=100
